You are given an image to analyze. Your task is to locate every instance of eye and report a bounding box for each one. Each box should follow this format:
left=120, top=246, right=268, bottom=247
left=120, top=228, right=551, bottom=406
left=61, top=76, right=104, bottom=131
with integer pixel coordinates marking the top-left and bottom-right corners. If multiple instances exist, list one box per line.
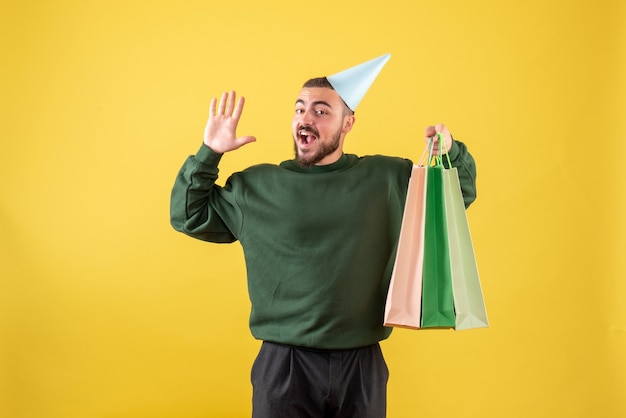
left=315, top=109, right=328, bottom=115
left=295, top=108, right=304, bottom=114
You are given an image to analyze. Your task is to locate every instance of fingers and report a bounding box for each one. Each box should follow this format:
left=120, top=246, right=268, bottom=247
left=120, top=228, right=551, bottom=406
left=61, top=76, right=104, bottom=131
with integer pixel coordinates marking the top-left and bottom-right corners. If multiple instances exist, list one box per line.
left=424, top=125, right=441, bottom=148
left=424, top=124, right=452, bottom=155
left=232, top=95, right=245, bottom=120
left=226, top=91, right=236, bottom=116
left=213, top=90, right=243, bottom=118
left=204, top=90, right=252, bottom=153
left=217, top=91, right=228, bottom=115
left=424, top=124, right=447, bottom=138
left=236, top=135, right=257, bottom=147
left=209, top=97, right=217, bottom=117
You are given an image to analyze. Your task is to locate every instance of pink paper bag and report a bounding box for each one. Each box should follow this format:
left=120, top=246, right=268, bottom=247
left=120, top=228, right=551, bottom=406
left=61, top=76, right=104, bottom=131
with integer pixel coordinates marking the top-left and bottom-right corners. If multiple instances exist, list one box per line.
left=384, top=165, right=428, bottom=329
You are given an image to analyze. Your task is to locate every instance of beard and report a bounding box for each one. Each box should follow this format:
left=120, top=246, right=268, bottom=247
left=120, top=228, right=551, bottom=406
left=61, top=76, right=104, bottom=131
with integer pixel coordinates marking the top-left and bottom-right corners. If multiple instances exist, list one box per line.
left=293, top=128, right=342, bottom=167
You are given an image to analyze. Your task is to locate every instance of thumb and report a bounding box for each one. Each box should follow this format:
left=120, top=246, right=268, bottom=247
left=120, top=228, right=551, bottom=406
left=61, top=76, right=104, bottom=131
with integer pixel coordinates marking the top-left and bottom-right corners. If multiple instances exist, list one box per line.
left=234, top=135, right=257, bottom=149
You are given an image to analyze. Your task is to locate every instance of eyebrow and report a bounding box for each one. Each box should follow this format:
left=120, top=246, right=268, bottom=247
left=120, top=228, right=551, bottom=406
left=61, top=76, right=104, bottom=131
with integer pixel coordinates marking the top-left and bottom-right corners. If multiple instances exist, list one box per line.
left=295, top=99, right=333, bottom=108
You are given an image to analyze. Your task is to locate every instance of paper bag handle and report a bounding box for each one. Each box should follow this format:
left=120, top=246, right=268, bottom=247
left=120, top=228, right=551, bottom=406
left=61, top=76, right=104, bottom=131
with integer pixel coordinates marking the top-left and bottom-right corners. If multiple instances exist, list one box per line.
left=425, top=133, right=452, bottom=168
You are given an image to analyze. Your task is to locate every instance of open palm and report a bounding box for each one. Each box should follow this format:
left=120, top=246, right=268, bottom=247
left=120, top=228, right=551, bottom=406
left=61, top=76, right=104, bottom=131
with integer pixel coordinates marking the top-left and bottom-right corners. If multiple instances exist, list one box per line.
left=203, top=90, right=256, bottom=154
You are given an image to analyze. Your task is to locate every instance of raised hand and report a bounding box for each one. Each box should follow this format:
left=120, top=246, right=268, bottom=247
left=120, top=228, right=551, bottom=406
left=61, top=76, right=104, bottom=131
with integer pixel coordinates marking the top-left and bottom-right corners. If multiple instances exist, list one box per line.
left=203, top=90, right=256, bottom=154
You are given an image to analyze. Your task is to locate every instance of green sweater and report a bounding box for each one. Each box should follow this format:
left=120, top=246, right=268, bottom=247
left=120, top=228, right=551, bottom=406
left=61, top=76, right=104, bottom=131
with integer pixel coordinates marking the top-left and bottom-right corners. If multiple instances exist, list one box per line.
left=170, top=141, right=476, bottom=349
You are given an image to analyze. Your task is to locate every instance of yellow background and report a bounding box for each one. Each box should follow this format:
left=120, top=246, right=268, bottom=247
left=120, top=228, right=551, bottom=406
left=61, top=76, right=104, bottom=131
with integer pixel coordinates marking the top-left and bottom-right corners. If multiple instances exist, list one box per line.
left=1, top=0, right=625, bottom=417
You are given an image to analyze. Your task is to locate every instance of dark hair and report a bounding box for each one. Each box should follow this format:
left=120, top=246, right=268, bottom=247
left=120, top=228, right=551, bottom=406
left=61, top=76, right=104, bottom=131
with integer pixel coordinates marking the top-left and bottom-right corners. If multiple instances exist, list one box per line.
left=301, top=77, right=354, bottom=115
left=302, top=77, right=334, bottom=89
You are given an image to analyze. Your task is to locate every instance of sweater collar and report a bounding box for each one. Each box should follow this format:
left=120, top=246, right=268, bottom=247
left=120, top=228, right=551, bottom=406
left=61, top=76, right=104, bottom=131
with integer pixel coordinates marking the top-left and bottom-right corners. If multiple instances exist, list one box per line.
left=280, top=153, right=351, bottom=174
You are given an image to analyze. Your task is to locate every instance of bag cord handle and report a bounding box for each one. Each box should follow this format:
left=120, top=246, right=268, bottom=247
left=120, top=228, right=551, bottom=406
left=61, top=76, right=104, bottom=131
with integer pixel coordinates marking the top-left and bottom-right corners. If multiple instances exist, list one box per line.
left=425, top=133, right=452, bottom=168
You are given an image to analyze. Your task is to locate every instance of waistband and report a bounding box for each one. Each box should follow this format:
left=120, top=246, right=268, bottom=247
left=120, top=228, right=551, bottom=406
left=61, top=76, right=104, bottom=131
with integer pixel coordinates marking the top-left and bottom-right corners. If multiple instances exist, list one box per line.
left=262, top=340, right=381, bottom=354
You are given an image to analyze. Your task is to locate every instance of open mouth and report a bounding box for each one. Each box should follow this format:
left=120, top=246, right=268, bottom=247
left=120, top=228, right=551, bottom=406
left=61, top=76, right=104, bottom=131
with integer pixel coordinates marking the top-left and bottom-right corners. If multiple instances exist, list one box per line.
left=298, top=128, right=318, bottom=145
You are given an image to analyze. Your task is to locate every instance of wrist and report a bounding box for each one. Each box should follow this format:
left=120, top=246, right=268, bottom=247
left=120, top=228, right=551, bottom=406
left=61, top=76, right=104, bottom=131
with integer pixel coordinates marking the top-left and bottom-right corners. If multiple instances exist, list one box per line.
left=203, top=140, right=226, bottom=155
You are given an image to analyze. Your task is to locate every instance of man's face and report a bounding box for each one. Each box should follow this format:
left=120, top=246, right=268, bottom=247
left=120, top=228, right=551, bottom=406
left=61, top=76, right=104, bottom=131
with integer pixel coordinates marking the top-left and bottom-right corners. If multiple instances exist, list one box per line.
left=292, top=87, right=354, bottom=167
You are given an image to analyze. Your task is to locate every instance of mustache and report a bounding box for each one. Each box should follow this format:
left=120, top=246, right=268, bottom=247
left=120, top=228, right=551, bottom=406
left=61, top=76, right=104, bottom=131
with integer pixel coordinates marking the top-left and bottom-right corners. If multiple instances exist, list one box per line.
left=298, top=125, right=319, bottom=137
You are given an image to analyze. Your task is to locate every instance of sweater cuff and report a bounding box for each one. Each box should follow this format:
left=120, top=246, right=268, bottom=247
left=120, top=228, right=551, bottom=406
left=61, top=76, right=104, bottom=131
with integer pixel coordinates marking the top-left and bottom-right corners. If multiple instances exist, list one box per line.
left=447, top=138, right=460, bottom=162
left=195, top=143, right=224, bottom=167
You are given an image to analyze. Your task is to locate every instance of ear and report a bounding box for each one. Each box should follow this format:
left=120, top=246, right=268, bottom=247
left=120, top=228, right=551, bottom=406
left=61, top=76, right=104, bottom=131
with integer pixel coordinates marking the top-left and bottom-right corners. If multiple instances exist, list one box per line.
left=342, top=115, right=356, bottom=133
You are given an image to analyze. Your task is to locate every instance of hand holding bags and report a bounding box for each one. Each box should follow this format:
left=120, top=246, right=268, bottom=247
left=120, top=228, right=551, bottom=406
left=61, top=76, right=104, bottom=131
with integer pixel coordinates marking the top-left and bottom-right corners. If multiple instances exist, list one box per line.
left=383, top=135, right=488, bottom=330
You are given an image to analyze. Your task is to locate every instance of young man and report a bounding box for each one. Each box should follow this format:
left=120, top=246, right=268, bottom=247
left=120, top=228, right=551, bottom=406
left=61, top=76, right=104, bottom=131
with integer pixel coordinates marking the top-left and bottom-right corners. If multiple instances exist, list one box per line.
left=170, top=57, right=477, bottom=418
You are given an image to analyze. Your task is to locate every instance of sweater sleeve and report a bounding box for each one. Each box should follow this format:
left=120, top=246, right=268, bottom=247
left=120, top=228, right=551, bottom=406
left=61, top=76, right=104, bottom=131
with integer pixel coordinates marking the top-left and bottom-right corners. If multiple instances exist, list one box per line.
left=444, top=139, right=477, bottom=208
left=169, top=144, right=241, bottom=243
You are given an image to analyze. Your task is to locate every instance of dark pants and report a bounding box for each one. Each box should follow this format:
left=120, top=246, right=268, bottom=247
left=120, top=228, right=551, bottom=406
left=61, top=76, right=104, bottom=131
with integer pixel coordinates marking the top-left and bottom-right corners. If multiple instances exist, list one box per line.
left=251, top=341, right=389, bottom=418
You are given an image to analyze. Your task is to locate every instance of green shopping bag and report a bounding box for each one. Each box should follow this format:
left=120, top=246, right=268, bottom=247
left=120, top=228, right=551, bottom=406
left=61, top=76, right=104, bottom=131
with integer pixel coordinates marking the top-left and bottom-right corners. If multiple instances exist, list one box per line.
left=443, top=167, right=489, bottom=330
left=420, top=139, right=456, bottom=328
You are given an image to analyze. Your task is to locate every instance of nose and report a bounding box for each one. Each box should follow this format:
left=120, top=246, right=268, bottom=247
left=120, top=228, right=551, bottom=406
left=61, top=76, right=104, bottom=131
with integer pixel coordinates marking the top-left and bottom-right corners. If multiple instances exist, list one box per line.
left=296, top=108, right=314, bottom=126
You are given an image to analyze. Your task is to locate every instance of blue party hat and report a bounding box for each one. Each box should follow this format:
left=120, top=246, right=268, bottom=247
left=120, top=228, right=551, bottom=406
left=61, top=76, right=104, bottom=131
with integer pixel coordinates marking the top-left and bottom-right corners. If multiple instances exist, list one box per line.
left=327, top=53, right=391, bottom=111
